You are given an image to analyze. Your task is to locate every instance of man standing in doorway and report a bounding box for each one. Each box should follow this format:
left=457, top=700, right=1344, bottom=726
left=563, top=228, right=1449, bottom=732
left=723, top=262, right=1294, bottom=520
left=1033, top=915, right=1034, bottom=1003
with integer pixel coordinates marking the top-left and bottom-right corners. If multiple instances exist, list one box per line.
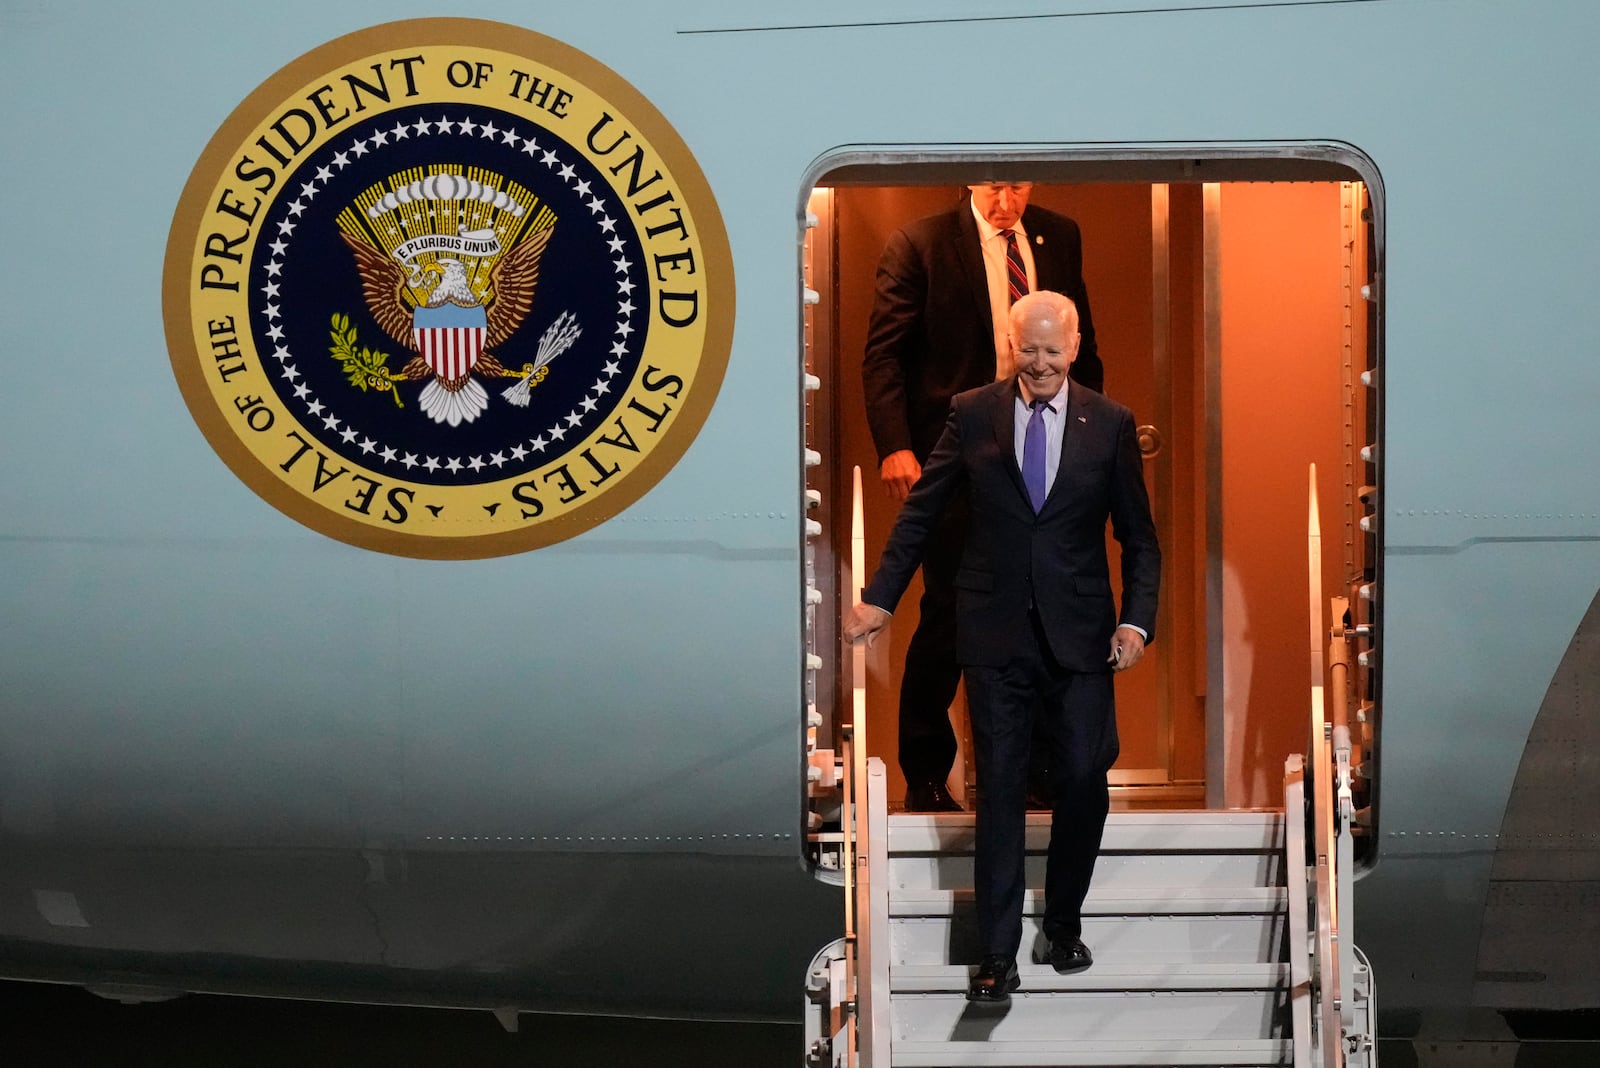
left=847, top=291, right=1158, bottom=1001
left=862, top=182, right=1104, bottom=811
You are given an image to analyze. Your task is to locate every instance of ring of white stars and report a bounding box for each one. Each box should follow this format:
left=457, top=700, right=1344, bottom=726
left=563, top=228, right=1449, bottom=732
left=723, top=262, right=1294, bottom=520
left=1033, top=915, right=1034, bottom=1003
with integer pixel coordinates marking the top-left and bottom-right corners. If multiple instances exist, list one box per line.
left=257, top=111, right=642, bottom=482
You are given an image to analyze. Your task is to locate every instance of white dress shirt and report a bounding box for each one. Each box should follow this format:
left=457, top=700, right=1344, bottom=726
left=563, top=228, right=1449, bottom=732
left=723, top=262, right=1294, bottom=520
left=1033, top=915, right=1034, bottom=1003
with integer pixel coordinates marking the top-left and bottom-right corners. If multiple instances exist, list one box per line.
left=1012, top=381, right=1067, bottom=497
left=1011, top=380, right=1149, bottom=642
left=972, top=200, right=1036, bottom=379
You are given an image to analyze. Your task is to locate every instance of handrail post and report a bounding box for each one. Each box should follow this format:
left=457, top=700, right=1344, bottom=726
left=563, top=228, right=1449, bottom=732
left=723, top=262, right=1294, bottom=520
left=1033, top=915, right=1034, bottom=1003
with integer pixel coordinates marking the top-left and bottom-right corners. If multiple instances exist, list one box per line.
left=1307, top=466, right=1327, bottom=740
left=852, top=464, right=866, bottom=761
left=850, top=462, right=870, bottom=969
left=845, top=465, right=875, bottom=1066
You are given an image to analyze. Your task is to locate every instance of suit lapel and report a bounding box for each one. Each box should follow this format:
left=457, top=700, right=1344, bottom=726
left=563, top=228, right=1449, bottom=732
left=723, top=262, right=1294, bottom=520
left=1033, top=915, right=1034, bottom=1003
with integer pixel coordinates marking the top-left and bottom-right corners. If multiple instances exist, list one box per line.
left=954, top=205, right=994, bottom=335
left=989, top=381, right=1030, bottom=505
left=1021, top=206, right=1052, bottom=290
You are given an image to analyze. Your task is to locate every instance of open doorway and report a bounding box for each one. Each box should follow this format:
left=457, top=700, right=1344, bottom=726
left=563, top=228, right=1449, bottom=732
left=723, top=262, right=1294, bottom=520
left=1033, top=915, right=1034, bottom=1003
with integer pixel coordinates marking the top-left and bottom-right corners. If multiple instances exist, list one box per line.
left=804, top=152, right=1380, bottom=816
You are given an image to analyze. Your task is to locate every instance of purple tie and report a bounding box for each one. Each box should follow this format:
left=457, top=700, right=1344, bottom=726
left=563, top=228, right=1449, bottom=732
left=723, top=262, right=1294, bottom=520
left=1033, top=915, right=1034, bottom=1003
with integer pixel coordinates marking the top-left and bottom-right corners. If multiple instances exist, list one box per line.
left=1024, top=399, right=1048, bottom=512
left=1002, top=229, right=1029, bottom=305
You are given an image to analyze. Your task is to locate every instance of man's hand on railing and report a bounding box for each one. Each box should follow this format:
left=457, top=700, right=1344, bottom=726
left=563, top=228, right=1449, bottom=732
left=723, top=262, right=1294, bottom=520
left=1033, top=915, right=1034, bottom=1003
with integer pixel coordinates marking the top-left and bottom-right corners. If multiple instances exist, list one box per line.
left=845, top=603, right=891, bottom=647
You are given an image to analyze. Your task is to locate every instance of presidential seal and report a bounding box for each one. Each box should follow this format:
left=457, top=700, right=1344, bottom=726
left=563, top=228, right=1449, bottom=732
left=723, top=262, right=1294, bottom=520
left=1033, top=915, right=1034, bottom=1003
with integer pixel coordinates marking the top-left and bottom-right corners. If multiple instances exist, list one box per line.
left=164, top=19, right=733, bottom=558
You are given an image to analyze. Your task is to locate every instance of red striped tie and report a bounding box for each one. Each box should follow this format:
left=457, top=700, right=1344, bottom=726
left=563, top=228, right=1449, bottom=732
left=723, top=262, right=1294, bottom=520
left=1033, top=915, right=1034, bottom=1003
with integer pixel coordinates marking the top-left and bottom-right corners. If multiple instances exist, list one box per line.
left=1002, top=229, right=1029, bottom=305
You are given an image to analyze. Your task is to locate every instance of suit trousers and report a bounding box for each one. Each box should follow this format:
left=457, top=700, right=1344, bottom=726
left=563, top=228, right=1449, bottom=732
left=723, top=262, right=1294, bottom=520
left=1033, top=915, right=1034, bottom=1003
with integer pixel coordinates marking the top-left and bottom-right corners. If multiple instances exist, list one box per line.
left=896, top=493, right=968, bottom=787
left=963, top=612, right=1117, bottom=960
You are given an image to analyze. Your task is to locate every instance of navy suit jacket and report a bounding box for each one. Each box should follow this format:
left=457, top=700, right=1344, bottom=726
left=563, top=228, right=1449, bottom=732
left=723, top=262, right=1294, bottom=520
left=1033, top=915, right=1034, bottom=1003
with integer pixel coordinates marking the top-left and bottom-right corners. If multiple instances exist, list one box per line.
left=863, top=379, right=1159, bottom=671
left=862, top=202, right=1103, bottom=465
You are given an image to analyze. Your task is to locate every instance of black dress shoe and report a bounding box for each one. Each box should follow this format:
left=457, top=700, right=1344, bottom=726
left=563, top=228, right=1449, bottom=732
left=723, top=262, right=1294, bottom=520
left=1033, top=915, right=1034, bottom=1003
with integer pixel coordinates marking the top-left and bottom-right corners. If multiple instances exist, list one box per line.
left=966, top=955, right=1020, bottom=1003
left=904, top=782, right=963, bottom=812
left=1034, top=935, right=1093, bottom=974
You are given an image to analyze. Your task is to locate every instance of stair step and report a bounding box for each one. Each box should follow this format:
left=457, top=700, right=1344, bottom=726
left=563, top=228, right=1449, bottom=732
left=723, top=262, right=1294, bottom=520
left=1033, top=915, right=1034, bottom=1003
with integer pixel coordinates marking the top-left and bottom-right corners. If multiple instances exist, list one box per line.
left=892, top=962, right=1290, bottom=992
left=889, top=812, right=1284, bottom=855
left=892, top=887, right=1288, bottom=917
left=891, top=912, right=1285, bottom=966
left=866, top=809, right=1297, bottom=1065
left=891, top=850, right=1282, bottom=892
left=891, top=1037, right=1292, bottom=1066
left=891, top=988, right=1286, bottom=1043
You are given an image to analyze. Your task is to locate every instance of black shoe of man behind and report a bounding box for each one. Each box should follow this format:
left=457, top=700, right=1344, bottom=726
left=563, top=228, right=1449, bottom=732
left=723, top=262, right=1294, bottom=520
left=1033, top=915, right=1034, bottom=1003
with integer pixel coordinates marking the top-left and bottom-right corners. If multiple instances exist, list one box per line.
left=903, top=781, right=963, bottom=812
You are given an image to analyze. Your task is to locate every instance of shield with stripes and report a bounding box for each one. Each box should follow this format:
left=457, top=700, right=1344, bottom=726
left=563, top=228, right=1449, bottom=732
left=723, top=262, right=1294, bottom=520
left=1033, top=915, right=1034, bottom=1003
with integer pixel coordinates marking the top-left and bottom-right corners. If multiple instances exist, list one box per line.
left=412, top=303, right=488, bottom=380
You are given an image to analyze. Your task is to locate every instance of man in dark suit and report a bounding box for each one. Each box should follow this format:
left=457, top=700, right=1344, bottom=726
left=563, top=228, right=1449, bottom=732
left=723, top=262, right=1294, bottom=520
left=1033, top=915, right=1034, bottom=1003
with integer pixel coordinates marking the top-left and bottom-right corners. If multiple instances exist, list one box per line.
left=862, top=183, right=1104, bottom=812
left=846, top=291, right=1159, bottom=1003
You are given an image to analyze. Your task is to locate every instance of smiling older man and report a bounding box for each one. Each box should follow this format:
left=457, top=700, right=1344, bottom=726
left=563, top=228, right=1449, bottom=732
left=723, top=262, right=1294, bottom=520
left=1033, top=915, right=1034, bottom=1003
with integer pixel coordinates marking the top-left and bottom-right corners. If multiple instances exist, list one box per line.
left=846, top=290, right=1159, bottom=1003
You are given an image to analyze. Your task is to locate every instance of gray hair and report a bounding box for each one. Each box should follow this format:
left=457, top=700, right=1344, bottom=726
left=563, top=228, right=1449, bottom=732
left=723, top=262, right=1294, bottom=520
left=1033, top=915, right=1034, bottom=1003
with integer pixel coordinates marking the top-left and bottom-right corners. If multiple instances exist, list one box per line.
left=1008, top=290, right=1079, bottom=336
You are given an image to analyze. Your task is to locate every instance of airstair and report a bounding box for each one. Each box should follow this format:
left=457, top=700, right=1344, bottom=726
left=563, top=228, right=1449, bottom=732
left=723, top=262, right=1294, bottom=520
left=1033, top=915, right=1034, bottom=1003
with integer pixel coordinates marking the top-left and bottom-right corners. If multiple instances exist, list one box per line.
left=806, top=468, right=1375, bottom=1066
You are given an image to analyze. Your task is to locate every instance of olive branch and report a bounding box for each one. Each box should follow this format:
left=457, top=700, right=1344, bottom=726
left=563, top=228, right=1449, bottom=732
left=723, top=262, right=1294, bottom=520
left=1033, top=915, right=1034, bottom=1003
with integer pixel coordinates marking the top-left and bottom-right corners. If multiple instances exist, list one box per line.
left=329, top=313, right=405, bottom=407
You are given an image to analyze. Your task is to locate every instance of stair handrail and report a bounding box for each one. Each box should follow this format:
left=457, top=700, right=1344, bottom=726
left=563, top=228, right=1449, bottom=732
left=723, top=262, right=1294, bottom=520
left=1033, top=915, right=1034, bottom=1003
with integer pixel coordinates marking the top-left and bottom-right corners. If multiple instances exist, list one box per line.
left=1325, top=597, right=1358, bottom=1031
left=838, top=721, right=858, bottom=1068
left=1305, top=465, right=1344, bottom=1067
left=860, top=758, right=890, bottom=1065
left=1284, top=753, right=1314, bottom=1068
left=1301, top=463, right=1378, bottom=1066
left=843, top=466, right=893, bottom=1067
left=1310, top=698, right=1342, bottom=1068
left=840, top=466, right=864, bottom=1066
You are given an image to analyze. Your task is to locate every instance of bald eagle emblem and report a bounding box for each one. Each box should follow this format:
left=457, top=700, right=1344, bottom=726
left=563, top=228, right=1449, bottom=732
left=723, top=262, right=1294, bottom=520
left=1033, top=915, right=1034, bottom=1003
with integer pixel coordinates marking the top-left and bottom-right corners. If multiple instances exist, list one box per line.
left=334, top=170, right=579, bottom=426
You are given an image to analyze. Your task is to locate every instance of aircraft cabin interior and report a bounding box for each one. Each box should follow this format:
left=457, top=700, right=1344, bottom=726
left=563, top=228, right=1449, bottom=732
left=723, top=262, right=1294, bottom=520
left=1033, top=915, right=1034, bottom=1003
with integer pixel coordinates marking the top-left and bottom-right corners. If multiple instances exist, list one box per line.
left=800, top=155, right=1379, bottom=831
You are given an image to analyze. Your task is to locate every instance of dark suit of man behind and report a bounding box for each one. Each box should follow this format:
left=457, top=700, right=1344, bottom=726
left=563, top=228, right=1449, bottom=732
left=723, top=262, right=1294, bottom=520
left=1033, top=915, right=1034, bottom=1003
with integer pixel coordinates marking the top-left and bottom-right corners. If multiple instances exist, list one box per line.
left=862, top=188, right=1104, bottom=810
left=848, top=292, right=1158, bottom=1000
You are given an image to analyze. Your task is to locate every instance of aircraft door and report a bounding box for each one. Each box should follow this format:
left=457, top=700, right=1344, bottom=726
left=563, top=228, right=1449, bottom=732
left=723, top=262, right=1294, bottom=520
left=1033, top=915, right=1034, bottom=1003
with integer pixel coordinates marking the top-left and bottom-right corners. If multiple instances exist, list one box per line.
left=821, top=182, right=1207, bottom=809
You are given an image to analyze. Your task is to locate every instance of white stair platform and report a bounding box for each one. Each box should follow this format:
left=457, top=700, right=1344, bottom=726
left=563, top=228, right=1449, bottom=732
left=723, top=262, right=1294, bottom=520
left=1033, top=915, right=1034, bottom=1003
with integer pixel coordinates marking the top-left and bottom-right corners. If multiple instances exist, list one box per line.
left=889, top=812, right=1285, bottom=854
left=891, top=912, right=1284, bottom=965
left=892, top=887, right=1288, bottom=916
left=892, top=988, right=1283, bottom=1042
left=891, top=1037, right=1293, bottom=1067
left=891, top=962, right=1290, bottom=993
left=892, top=850, right=1283, bottom=890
